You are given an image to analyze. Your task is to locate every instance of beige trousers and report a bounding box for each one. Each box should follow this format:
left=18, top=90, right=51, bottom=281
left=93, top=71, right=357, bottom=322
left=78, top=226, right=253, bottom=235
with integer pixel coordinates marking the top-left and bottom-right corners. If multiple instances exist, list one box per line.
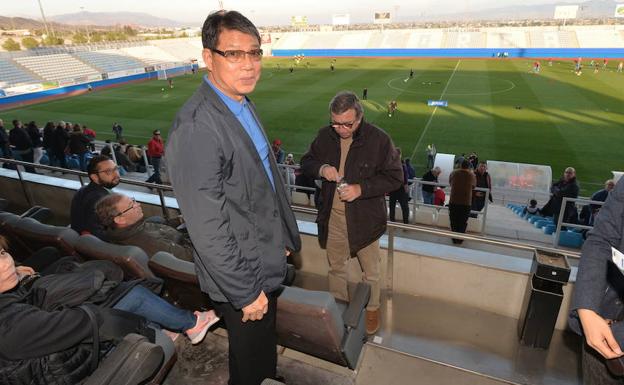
left=326, top=209, right=380, bottom=311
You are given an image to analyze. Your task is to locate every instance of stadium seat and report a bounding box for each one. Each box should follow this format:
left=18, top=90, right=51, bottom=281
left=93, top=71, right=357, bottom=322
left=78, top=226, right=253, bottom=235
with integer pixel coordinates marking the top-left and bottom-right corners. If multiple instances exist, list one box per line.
left=75, top=234, right=159, bottom=280
left=436, top=210, right=451, bottom=229
left=20, top=205, right=52, bottom=222
left=291, top=191, right=312, bottom=206
left=534, top=219, right=549, bottom=228
left=67, top=155, right=81, bottom=170
left=3, top=215, right=80, bottom=258
left=414, top=207, right=436, bottom=226
left=149, top=251, right=211, bottom=311
left=543, top=224, right=556, bottom=235
left=558, top=231, right=584, bottom=248
left=467, top=216, right=483, bottom=233
left=83, top=329, right=176, bottom=385
left=149, top=251, right=297, bottom=311
left=276, top=283, right=370, bottom=369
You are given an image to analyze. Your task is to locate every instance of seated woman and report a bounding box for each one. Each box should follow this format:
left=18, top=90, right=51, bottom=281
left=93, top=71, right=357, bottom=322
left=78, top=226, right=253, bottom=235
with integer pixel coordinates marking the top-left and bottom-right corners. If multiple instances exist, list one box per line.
left=0, top=235, right=219, bottom=384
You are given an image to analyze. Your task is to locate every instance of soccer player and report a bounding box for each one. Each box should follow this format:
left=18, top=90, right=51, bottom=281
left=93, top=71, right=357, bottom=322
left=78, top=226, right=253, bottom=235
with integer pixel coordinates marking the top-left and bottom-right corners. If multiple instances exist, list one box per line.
left=533, top=61, right=540, bottom=74
left=618, top=61, right=623, bottom=73
left=388, top=100, right=397, bottom=117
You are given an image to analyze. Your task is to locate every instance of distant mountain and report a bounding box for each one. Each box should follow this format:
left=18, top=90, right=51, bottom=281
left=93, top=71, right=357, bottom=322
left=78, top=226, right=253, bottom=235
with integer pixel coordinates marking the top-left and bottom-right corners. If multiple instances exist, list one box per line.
left=0, top=15, right=78, bottom=32
left=49, top=11, right=186, bottom=28
left=429, top=0, right=618, bottom=21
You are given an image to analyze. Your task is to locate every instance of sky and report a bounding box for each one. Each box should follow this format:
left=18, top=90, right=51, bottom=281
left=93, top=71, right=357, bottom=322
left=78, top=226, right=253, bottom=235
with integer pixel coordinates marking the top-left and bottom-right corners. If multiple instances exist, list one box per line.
left=2, top=0, right=599, bottom=25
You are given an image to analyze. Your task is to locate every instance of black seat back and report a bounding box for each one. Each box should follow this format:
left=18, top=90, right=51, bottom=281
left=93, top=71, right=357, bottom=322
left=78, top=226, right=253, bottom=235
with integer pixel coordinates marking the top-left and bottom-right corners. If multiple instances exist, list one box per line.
left=76, top=235, right=156, bottom=280
left=7, top=216, right=79, bottom=257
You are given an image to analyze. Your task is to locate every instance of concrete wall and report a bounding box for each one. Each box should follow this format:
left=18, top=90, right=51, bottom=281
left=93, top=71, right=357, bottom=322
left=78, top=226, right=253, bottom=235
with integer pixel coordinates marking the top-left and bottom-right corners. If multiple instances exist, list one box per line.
left=1, top=172, right=572, bottom=330
left=293, top=232, right=572, bottom=330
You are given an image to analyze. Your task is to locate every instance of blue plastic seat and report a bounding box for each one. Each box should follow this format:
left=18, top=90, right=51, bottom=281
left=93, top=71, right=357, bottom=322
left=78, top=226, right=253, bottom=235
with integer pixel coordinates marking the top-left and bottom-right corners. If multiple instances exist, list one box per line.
left=543, top=224, right=556, bottom=235
left=558, top=231, right=584, bottom=248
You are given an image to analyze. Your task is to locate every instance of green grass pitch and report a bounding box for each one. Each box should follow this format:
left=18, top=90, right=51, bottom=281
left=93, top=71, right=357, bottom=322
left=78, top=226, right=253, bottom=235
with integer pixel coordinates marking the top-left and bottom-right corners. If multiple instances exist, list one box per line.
left=2, top=57, right=622, bottom=195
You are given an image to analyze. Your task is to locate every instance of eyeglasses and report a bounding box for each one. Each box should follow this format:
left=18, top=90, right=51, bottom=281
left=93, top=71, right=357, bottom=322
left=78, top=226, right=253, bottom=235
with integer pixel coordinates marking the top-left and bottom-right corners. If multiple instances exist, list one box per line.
left=211, top=48, right=263, bottom=63
left=115, top=198, right=137, bottom=217
left=330, top=119, right=359, bottom=129
left=97, top=166, right=119, bottom=176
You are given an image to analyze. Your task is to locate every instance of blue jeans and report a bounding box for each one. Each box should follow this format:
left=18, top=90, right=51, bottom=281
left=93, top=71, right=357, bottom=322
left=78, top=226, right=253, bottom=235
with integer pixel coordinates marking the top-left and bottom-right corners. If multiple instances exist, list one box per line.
left=422, top=190, right=434, bottom=205
left=114, top=285, right=195, bottom=331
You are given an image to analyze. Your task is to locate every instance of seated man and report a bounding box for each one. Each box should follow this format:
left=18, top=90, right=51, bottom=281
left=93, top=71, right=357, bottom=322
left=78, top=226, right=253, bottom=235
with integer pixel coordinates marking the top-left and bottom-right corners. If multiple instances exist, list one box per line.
left=70, top=155, right=120, bottom=238
left=0, top=235, right=218, bottom=384
left=95, top=193, right=195, bottom=262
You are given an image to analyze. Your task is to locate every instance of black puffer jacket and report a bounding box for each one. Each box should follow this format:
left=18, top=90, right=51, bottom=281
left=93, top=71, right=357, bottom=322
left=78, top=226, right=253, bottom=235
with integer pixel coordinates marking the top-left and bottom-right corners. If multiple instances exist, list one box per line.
left=0, top=265, right=142, bottom=385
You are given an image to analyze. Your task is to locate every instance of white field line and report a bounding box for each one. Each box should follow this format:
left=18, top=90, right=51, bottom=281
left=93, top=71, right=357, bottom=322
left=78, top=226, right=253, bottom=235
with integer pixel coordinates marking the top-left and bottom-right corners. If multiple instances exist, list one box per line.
left=410, top=59, right=461, bottom=161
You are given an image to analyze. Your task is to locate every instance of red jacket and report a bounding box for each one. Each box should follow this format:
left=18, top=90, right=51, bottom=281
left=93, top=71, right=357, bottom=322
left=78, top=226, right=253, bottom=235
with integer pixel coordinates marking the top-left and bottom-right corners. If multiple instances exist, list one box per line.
left=147, top=138, right=164, bottom=158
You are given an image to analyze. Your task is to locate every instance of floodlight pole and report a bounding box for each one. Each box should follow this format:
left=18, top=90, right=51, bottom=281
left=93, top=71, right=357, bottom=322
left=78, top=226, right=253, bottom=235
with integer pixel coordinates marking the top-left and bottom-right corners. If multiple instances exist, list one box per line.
left=37, top=0, right=51, bottom=37
left=80, top=6, right=91, bottom=43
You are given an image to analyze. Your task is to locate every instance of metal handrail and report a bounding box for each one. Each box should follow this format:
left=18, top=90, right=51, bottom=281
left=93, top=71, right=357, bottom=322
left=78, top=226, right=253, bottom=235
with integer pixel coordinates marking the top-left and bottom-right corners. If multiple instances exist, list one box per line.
left=290, top=204, right=580, bottom=259
left=553, top=197, right=604, bottom=247
left=0, top=157, right=580, bottom=261
left=0, top=157, right=173, bottom=219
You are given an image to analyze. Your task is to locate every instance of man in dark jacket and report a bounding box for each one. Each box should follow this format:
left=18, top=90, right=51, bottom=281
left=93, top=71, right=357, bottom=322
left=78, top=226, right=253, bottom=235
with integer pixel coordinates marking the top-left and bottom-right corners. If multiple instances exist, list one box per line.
left=165, top=11, right=301, bottom=385
left=300, top=90, right=403, bottom=335
left=53, top=122, right=70, bottom=169
left=9, top=119, right=36, bottom=173
left=70, top=155, right=120, bottom=237
left=0, top=119, right=11, bottom=159
left=549, top=167, right=580, bottom=225
left=569, top=178, right=624, bottom=383
left=95, top=193, right=194, bottom=262
left=422, top=166, right=442, bottom=205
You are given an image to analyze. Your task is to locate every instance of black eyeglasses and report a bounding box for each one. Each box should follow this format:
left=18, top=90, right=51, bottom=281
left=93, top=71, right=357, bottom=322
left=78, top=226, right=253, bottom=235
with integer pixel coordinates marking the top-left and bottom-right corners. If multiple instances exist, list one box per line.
left=115, top=198, right=136, bottom=217
left=97, top=166, right=119, bottom=176
left=330, top=119, right=358, bottom=129
left=211, top=48, right=263, bottom=63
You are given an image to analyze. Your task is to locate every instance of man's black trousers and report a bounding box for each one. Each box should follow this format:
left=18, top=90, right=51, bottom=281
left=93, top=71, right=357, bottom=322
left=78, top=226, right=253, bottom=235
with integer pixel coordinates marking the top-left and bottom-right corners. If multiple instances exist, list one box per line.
left=213, top=292, right=278, bottom=385
left=449, top=204, right=471, bottom=244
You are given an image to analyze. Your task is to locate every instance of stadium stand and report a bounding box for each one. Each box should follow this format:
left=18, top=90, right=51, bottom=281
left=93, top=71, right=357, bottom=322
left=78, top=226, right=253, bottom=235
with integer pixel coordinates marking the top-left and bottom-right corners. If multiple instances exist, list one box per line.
left=272, top=33, right=311, bottom=50
left=119, top=45, right=181, bottom=66
left=74, top=50, right=146, bottom=73
left=149, top=38, right=204, bottom=65
left=443, top=32, right=487, bottom=48
left=528, top=30, right=579, bottom=48
left=366, top=32, right=385, bottom=49
left=575, top=29, right=624, bottom=48
left=335, top=31, right=373, bottom=49
left=14, top=53, right=100, bottom=82
left=0, top=59, right=40, bottom=88
left=405, top=31, right=444, bottom=49
left=485, top=31, right=528, bottom=48
left=301, top=33, right=340, bottom=49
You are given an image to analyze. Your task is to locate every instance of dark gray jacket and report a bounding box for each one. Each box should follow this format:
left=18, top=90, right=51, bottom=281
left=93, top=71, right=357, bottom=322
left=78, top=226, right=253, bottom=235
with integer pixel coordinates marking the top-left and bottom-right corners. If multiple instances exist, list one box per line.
left=570, top=178, right=624, bottom=343
left=166, top=81, right=301, bottom=309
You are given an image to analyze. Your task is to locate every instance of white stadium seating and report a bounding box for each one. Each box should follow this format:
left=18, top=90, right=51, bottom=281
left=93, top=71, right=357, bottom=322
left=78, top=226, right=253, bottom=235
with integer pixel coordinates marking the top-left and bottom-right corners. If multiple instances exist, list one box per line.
left=14, top=53, right=99, bottom=82
left=0, top=59, right=40, bottom=88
